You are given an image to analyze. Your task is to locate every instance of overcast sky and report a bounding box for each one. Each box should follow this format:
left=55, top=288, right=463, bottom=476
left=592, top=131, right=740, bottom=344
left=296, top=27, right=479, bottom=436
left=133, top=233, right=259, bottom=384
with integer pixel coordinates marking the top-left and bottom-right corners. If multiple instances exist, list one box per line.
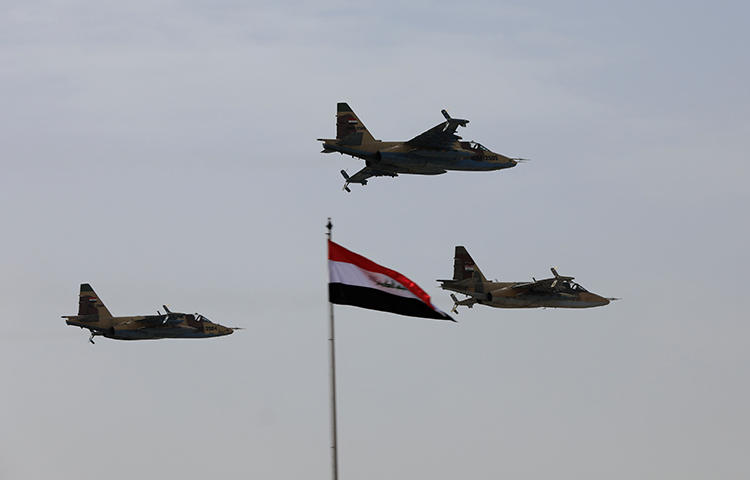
left=1, top=1, right=749, bottom=479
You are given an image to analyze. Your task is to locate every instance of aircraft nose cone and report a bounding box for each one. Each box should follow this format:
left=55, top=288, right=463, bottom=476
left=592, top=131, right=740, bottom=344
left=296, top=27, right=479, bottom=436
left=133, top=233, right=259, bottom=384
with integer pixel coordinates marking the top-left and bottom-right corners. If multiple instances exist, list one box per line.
left=510, top=157, right=530, bottom=168
left=581, top=292, right=610, bottom=307
left=595, top=294, right=616, bottom=306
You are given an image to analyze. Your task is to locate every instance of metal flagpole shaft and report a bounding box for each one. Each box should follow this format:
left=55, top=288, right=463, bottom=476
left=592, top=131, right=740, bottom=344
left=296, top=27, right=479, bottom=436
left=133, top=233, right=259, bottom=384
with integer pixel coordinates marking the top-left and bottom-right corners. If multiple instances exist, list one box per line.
left=326, top=218, right=339, bottom=480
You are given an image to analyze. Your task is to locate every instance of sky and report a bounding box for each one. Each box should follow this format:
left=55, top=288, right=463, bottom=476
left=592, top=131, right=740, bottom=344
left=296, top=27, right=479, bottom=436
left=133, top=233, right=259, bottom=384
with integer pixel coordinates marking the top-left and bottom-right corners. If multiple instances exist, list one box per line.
left=1, top=1, right=749, bottom=479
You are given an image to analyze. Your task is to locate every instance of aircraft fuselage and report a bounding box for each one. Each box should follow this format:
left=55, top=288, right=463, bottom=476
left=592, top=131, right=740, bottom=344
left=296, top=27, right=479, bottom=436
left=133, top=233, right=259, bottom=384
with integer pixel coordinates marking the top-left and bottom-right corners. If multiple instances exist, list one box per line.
left=65, top=315, right=234, bottom=341
left=323, top=141, right=517, bottom=175
left=439, top=280, right=610, bottom=309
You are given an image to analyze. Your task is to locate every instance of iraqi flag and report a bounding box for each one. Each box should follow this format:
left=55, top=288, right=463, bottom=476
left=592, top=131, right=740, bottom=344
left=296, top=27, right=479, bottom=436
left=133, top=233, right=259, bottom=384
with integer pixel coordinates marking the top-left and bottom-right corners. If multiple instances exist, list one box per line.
left=328, top=240, right=454, bottom=321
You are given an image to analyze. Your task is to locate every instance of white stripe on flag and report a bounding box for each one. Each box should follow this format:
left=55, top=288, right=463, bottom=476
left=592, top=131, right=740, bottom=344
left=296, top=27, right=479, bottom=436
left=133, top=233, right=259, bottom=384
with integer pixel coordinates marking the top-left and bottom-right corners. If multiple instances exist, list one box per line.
left=328, top=260, right=420, bottom=300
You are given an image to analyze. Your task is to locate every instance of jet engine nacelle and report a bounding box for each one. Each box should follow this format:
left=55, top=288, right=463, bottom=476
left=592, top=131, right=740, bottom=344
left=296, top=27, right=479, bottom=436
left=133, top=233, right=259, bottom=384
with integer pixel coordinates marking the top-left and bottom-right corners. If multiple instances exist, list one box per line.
left=486, top=287, right=517, bottom=302
left=365, top=151, right=382, bottom=166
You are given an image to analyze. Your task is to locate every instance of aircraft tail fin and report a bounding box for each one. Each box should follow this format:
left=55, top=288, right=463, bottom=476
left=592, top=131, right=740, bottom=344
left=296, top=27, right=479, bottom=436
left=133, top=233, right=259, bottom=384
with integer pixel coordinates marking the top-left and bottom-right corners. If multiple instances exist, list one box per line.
left=77, top=283, right=113, bottom=319
left=335, top=102, right=377, bottom=146
left=453, top=246, right=487, bottom=282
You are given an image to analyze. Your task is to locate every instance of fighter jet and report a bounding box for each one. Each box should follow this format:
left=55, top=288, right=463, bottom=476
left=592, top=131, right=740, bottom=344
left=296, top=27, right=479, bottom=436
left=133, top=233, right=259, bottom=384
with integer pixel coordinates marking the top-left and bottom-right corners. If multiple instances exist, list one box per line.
left=438, top=247, right=615, bottom=313
left=62, top=284, right=236, bottom=343
left=318, top=103, right=525, bottom=191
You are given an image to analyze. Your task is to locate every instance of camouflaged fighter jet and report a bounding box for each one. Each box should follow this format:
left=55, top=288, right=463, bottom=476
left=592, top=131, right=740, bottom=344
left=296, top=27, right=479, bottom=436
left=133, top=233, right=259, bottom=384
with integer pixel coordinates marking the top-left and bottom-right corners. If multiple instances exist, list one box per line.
left=62, top=284, right=236, bottom=343
left=438, top=247, right=616, bottom=313
left=318, top=103, right=525, bottom=191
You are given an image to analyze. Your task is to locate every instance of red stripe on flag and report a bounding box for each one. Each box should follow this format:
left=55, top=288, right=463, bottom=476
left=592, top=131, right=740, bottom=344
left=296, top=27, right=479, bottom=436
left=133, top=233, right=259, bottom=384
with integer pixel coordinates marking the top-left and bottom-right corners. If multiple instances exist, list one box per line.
left=328, top=240, right=435, bottom=308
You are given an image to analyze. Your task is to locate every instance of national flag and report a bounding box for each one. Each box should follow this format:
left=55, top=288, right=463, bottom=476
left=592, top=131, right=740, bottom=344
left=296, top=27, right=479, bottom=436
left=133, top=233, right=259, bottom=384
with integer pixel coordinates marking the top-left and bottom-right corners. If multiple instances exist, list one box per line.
left=328, top=240, right=453, bottom=321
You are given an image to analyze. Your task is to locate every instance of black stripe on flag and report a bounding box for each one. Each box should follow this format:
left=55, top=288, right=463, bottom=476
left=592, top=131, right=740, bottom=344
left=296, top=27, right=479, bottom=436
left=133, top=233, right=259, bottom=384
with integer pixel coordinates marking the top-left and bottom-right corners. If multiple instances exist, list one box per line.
left=329, top=283, right=453, bottom=321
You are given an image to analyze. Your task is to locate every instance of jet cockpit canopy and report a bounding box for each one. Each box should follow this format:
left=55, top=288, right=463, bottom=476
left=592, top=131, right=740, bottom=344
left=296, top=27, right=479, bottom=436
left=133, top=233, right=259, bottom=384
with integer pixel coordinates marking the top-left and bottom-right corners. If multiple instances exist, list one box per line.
left=186, top=313, right=209, bottom=329
left=460, top=141, right=490, bottom=152
left=472, top=141, right=489, bottom=151
left=569, top=281, right=588, bottom=292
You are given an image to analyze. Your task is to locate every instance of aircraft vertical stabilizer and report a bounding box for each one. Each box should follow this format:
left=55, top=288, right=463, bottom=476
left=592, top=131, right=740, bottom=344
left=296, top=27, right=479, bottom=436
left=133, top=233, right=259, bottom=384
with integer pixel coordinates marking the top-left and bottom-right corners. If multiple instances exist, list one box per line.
left=78, top=283, right=113, bottom=320
left=336, top=102, right=376, bottom=146
left=453, top=246, right=487, bottom=282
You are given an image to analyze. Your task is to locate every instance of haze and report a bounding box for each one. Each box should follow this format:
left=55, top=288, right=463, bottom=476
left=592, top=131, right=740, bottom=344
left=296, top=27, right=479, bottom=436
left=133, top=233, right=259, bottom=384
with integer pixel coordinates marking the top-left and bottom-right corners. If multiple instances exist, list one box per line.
left=1, top=1, right=748, bottom=479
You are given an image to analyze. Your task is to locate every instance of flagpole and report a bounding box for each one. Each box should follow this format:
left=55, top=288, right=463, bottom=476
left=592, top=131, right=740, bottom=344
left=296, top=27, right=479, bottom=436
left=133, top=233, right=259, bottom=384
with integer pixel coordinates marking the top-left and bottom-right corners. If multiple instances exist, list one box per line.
left=326, top=218, right=339, bottom=480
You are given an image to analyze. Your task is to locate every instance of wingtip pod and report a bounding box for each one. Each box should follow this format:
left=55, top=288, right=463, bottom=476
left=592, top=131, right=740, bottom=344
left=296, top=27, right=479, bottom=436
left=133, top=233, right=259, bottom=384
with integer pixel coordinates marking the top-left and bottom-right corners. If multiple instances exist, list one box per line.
left=441, top=109, right=469, bottom=127
left=550, top=267, right=574, bottom=280
left=341, top=170, right=351, bottom=192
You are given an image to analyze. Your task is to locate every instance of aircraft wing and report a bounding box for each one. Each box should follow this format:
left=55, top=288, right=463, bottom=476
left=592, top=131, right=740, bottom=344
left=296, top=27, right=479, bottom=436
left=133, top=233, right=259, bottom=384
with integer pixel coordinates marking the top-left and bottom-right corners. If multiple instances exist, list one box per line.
left=120, top=315, right=183, bottom=329
left=343, top=165, right=398, bottom=185
left=346, top=167, right=376, bottom=185
left=508, top=281, right=537, bottom=291
left=406, top=121, right=464, bottom=150
left=511, top=278, right=564, bottom=293
left=406, top=111, right=469, bottom=150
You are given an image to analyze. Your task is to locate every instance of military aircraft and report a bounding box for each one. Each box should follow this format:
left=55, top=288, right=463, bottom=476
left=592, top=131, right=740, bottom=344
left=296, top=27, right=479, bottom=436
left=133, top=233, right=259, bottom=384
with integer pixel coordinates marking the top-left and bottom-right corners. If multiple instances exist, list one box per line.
left=62, top=284, right=236, bottom=343
left=318, top=103, right=525, bottom=191
left=438, top=247, right=616, bottom=313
